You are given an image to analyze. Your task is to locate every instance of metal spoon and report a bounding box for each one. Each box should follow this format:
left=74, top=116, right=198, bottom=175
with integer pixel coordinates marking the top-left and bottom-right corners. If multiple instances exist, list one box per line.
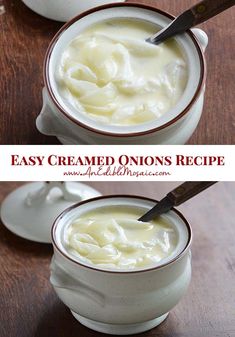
left=139, top=181, right=217, bottom=222
left=147, top=0, right=235, bottom=45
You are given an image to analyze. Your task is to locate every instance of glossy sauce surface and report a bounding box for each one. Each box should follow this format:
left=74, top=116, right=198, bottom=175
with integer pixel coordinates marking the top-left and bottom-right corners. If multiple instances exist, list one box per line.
left=57, top=19, right=188, bottom=126
left=65, top=206, right=178, bottom=270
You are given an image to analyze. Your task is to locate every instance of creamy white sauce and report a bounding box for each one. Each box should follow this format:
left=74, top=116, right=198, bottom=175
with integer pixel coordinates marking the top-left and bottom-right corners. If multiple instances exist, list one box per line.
left=65, top=206, right=177, bottom=270
left=57, top=19, right=188, bottom=126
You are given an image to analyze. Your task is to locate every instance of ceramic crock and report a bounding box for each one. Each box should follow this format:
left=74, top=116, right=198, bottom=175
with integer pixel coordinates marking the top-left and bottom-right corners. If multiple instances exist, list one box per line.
left=50, top=195, right=192, bottom=335
left=36, top=2, right=208, bottom=145
left=21, top=0, right=124, bottom=22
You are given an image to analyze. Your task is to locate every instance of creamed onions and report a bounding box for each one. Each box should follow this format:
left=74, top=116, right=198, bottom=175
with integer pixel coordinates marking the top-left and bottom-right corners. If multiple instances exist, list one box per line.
left=65, top=206, right=177, bottom=270
left=57, top=19, right=188, bottom=126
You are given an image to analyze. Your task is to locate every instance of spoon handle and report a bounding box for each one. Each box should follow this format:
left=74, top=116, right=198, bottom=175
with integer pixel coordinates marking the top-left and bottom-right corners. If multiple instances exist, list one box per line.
left=167, top=181, right=217, bottom=206
left=138, top=181, right=217, bottom=222
left=190, top=0, right=235, bottom=26
left=147, top=0, right=235, bottom=44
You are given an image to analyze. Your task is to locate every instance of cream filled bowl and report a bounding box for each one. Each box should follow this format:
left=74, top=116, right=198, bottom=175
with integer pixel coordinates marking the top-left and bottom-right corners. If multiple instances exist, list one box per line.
left=51, top=195, right=192, bottom=335
left=37, top=2, right=208, bottom=145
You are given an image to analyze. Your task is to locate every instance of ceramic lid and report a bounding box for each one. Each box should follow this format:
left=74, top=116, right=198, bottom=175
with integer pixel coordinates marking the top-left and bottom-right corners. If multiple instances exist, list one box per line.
left=21, top=0, right=125, bottom=22
left=0, top=182, right=101, bottom=243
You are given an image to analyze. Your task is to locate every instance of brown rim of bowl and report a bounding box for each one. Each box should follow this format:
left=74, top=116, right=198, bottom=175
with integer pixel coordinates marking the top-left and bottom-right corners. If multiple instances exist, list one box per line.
left=51, top=194, right=192, bottom=274
left=44, top=2, right=206, bottom=138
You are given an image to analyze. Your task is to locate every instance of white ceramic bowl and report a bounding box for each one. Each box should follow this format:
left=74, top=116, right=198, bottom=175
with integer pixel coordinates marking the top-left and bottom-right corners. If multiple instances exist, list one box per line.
left=51, top=195, right=192, bottom=335
left=21, top=0, right=124, bottom=22
left=36, top=2, right=208, bottom=145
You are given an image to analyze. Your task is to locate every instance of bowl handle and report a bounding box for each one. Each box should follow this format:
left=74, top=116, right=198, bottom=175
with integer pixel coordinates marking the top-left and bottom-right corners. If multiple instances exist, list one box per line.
left=191, top=28, right=209, bottom=52
left=50, top=258, right=105, bottom=307
left=36, top=88, right=73, bottom=140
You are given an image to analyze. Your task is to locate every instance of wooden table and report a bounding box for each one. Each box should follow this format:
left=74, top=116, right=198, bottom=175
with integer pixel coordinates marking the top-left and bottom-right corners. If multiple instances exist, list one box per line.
left=0, top=181, right=234, bottom=337
left=0, top=0, right=234, bottom=144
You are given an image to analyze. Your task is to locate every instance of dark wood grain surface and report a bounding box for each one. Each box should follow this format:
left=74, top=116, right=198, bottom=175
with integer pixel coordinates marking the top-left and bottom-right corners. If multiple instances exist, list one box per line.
left=0, top=181, right=234, bottom=337
left=0, top=0, right=234, bottom=144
